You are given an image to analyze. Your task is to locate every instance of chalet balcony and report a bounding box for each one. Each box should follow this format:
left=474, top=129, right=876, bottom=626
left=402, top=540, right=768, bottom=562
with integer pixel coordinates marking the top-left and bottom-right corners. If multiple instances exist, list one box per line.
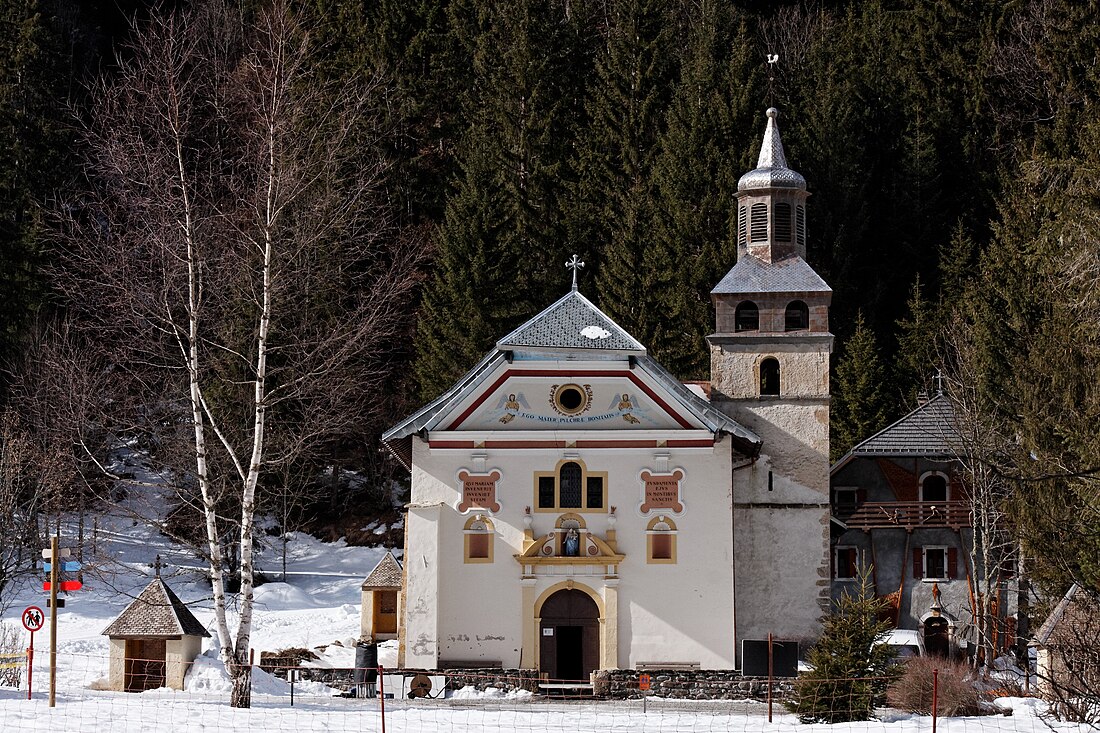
left=840, top=501, right=970, bottom=531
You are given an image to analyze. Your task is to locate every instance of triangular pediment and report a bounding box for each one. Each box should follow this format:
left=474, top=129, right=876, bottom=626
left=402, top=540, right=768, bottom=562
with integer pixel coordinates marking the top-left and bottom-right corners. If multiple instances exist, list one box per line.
left=497, top=290, right=645, bottom=354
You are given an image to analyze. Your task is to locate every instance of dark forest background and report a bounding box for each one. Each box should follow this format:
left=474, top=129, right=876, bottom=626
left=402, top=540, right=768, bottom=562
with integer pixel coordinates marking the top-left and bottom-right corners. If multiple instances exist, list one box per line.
left=3, top=0, right=1100, bottom=588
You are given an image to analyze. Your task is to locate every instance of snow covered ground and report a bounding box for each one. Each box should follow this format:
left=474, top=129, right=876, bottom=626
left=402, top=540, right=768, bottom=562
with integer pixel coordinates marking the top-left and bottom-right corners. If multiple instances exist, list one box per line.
left=0, top=480, right=1092, bottom=731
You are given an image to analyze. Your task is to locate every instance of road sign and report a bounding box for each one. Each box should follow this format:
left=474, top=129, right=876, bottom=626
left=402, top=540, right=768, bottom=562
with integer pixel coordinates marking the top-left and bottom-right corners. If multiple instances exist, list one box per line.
left=42, top=580, right=82, bottom=592
left=639, top=673, right=651, bottom=691
left=41, top=548, right=70, bottom=559
left=22, top=606, right=45, bottom=632
left=41, top=561, right=81, bottom=573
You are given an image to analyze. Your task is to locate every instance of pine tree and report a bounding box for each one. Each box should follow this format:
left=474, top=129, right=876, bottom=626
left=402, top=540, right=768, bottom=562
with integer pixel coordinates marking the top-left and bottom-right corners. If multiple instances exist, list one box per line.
left=645, top=3, right=758, bottom=378
left=787, top=570, right=898, bottom=724
left=567, top=0, right=674, bottom=341
left=413, top=0, right=584, bottom=399
left=894, top=275, right=938, bottom=405
left=832, top=312, right=891, bottom=461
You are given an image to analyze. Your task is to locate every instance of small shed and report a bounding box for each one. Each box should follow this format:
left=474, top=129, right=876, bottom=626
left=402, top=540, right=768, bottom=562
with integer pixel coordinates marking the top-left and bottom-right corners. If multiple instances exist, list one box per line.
left=360, top=552, right=402, bottom=642
left=1029, top=583, right=1098, bottom=704
left=102, top=578, right=210, bottom=692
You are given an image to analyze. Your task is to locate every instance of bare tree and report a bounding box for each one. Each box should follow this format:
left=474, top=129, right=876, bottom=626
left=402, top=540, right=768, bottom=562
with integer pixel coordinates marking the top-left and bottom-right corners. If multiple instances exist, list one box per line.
left=940, top=314, right=1018, bottom=671
left=53, top=1, right=425, bottom=707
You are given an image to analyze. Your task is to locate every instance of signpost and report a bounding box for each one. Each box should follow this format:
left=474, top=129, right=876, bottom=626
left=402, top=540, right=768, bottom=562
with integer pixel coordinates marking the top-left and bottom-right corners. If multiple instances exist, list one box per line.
left=639, top=672, right=651, bottom=713
left=40, top=538, right=82, bottom=707
left=21, top=606, right=44, bottom=700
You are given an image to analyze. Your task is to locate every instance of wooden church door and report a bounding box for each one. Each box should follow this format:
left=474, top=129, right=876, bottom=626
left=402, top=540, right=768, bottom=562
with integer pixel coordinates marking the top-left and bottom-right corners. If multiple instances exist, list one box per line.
left=539, top=590, right=599, bottom=681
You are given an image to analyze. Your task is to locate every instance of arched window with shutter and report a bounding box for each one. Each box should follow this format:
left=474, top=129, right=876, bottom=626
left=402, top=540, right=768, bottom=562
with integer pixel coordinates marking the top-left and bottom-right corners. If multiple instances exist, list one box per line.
left=774, top=202, right=792, bottom=242
left=750, top=203, right=768, bottom=242
left=647, top=515, right=677, bottom=564
left=464, top=515, right=494, bottom=563
left=785, top=300, right=809, bottom=331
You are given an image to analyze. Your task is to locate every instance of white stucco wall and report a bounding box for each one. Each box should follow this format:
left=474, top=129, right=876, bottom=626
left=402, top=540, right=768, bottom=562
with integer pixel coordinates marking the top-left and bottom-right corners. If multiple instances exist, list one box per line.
left=402, top=434, right=738, bottom=670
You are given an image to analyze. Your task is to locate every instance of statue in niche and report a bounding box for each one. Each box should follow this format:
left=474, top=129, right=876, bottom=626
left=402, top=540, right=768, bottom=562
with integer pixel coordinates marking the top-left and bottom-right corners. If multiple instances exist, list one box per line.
left=563, top=528, right=580, bottom=557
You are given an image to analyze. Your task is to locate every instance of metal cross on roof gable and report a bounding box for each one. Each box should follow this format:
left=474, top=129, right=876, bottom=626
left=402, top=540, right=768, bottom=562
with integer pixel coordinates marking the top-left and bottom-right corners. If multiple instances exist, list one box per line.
left=151, top=554, right=167, bottom=578
left=566, top=254, right=585, bottom=290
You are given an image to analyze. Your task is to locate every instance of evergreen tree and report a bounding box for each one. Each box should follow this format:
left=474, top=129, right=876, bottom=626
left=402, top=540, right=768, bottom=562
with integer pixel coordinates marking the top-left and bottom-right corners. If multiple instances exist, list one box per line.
left=567, top=0, right=674, bottom=341
left=413, top=0, right=585, bottom=399
left=894, top=275, right=938, bottom=405
left=646, top=3, right=758, bottom=378
left=787, top=570, right=898, bottom=724
left=832, top=312, right=891, bottom=461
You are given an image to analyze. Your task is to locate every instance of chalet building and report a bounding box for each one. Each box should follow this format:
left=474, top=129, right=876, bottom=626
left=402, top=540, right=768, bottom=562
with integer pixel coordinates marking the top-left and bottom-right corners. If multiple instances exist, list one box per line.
left=829, top=393, right=1017, bottom=658
left=383, top=108, right=833, bottom=680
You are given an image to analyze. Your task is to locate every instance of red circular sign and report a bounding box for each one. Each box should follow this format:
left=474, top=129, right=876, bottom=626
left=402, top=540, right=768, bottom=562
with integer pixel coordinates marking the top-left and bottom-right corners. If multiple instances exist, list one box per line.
left=21, top=606, right=44, bottom=632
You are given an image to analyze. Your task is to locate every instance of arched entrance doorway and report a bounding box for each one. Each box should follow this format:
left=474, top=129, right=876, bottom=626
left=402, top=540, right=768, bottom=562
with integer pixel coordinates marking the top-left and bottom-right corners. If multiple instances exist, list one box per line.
left=923, top=616, right=950, bottom=658
left=539, top=589, right=600, bottom=681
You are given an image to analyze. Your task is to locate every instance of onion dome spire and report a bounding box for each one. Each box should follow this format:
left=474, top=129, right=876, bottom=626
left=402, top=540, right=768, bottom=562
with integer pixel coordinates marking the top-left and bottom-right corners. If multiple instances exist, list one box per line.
left=737, top=108, right=806, bottom=192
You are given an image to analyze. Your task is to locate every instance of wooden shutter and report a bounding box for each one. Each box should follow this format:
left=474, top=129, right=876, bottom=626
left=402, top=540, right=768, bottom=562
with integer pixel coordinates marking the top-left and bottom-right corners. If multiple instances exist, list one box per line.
left=913, top=548, right=923, bottom=579
left=947, top=547, right=958, bottom=579
left=847, top=548, right=858, bottom=577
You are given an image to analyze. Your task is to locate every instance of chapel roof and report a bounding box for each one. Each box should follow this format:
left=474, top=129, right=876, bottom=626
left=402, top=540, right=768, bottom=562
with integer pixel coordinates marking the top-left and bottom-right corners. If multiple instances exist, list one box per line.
left=382, top=289, right=761, bottom=468
left=737, top=108, right=807, bottom=192
left=496, top=289, right=645, bottom=353
left=362, top=552, right=402, bottom=590
left=102, top=577, right=210, bottom=638
left=848, top=393, right=959, bottom=457
left=711, top=253, right=831, bottom=295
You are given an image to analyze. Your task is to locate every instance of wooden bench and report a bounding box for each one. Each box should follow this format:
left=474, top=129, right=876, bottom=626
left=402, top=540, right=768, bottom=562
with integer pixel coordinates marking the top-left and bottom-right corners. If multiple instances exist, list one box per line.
left=439, top=660, right=503, bottom=670
left=635, top=661, right=701, bottom=671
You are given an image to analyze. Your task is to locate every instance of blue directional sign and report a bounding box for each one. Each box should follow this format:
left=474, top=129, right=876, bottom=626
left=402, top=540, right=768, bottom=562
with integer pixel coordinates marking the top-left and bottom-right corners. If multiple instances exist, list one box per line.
left=41, top=561, right=81, bottom=573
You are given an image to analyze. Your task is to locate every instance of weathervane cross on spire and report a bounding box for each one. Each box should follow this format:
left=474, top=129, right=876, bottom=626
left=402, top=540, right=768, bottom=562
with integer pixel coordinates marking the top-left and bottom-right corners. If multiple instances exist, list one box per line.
left=565, top=254, right=585, bottom=291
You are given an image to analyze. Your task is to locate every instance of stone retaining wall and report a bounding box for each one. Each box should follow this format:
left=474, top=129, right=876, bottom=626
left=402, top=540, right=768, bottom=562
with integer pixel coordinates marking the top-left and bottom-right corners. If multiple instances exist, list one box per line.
left=593, top=669, right=796, bottom=701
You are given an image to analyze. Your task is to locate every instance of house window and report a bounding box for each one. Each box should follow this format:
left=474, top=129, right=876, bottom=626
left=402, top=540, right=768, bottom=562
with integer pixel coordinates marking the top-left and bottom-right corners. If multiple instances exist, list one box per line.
left=833, top=487, right=863, bottom=515
left=750, top=202, right=768, bottom=242
left=760, top=357, right=780, bottom=396
left=774, top=202, right=792, bottom=242
left=464, top=515, right=494, bottom=563
left=834, top=545, right=858, bottom=580
left=784, top=300, right=809, bottom=331
left=914, top=546, right=957, bottom=581
left=646, top=515, right=677, bottom=564
left=735, top=301, right=759, bottom=332
left=535, top=460, right=607, bottom=512
left=920, top=473, right=949, bottom=503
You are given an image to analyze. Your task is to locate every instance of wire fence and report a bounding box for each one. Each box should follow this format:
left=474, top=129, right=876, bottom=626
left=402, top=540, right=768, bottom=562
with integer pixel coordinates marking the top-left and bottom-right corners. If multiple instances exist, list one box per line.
left=0, top=650, right=1091, bottom=732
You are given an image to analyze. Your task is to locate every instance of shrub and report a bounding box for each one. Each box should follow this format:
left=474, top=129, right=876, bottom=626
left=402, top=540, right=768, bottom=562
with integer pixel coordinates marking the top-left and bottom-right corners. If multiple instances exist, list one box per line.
left=786, top=570, right=900, bottom=723
left=887, top=655, right=985, bottom=716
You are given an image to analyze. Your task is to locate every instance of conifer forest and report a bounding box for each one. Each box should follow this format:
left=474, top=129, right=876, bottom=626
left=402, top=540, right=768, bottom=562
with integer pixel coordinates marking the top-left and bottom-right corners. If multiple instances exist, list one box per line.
left=1, top=0, right=1099, bottom=600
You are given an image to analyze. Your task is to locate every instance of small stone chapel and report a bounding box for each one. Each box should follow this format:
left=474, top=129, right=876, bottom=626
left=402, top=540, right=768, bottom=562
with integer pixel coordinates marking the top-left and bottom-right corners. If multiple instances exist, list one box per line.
left=383, top=108, right=833, bottom=679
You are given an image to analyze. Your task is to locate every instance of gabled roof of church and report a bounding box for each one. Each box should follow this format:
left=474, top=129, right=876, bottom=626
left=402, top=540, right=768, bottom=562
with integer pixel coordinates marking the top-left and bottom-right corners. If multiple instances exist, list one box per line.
left=382, top=289, right=762, bottom=468
left=362, top=552, right=402, bottom=590
left=102, top=577, right=210, bottom=638
left=848, top=394, right=959, bottom=457
left=496, top=290, right=645, bottom=353
left=711, top=253, right=831, bottom=295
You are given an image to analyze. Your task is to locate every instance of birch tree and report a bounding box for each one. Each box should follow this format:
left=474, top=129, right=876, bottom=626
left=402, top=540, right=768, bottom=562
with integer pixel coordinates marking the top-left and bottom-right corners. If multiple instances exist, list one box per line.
left=53, top=1, right=424, bottom=707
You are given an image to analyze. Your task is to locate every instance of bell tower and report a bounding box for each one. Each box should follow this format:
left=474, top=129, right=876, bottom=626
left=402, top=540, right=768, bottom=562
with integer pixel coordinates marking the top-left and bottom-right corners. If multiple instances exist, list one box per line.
left=709, top=107, right=833, bottom=645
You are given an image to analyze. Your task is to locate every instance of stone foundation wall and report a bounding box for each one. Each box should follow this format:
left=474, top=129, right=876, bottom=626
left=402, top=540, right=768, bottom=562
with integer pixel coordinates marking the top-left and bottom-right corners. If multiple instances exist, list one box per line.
left=594, top=669, right=796, bottom=701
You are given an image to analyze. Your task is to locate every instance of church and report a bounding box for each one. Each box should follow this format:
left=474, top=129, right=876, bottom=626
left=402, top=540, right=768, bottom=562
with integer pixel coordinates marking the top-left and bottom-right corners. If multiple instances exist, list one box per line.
left=382, top=108, right=833, bottom=679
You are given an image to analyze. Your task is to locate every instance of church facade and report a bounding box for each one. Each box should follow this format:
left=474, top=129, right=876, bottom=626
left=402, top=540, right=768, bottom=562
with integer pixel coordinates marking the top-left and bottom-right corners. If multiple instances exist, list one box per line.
left=383, top=109, right=833, bottom=678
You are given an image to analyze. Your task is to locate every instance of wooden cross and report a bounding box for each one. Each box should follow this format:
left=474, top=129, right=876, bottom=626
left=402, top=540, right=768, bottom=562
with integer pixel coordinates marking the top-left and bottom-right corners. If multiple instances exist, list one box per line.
left=151, top=555, right=168, bottom=578
left=566, top=254, right=585, bottom=290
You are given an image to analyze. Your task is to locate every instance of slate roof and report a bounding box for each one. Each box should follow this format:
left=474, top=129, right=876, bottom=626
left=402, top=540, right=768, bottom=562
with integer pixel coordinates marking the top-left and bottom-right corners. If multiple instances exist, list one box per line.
left=711, top=254, right=831, bottom=295
left=1031, top=584, right=1083, bottom=646
left=496, top=290, right=645, bottom=353
left=102, top=578, right=210, bottom=638
left=362, top=552, right=402, bottom=590
left=850, top=394, right=959, bottom=456
left=738, top=108, right=807, bottom=192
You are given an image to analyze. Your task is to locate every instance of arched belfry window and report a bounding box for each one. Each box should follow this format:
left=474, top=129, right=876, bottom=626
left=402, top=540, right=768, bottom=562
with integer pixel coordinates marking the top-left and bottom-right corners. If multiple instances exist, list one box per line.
left=750, top=203, right=768, bottom=243
left=774, top=202, right=792, bottom=242
left=785, top=300, right=809, bottom=331
left=735, top=301, right=759, bottom=332
left=737, top=206, right=748, bottom=246
left=796, top=205, right=806, bottom=248
left=760, top=357, right=780, bottom=396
